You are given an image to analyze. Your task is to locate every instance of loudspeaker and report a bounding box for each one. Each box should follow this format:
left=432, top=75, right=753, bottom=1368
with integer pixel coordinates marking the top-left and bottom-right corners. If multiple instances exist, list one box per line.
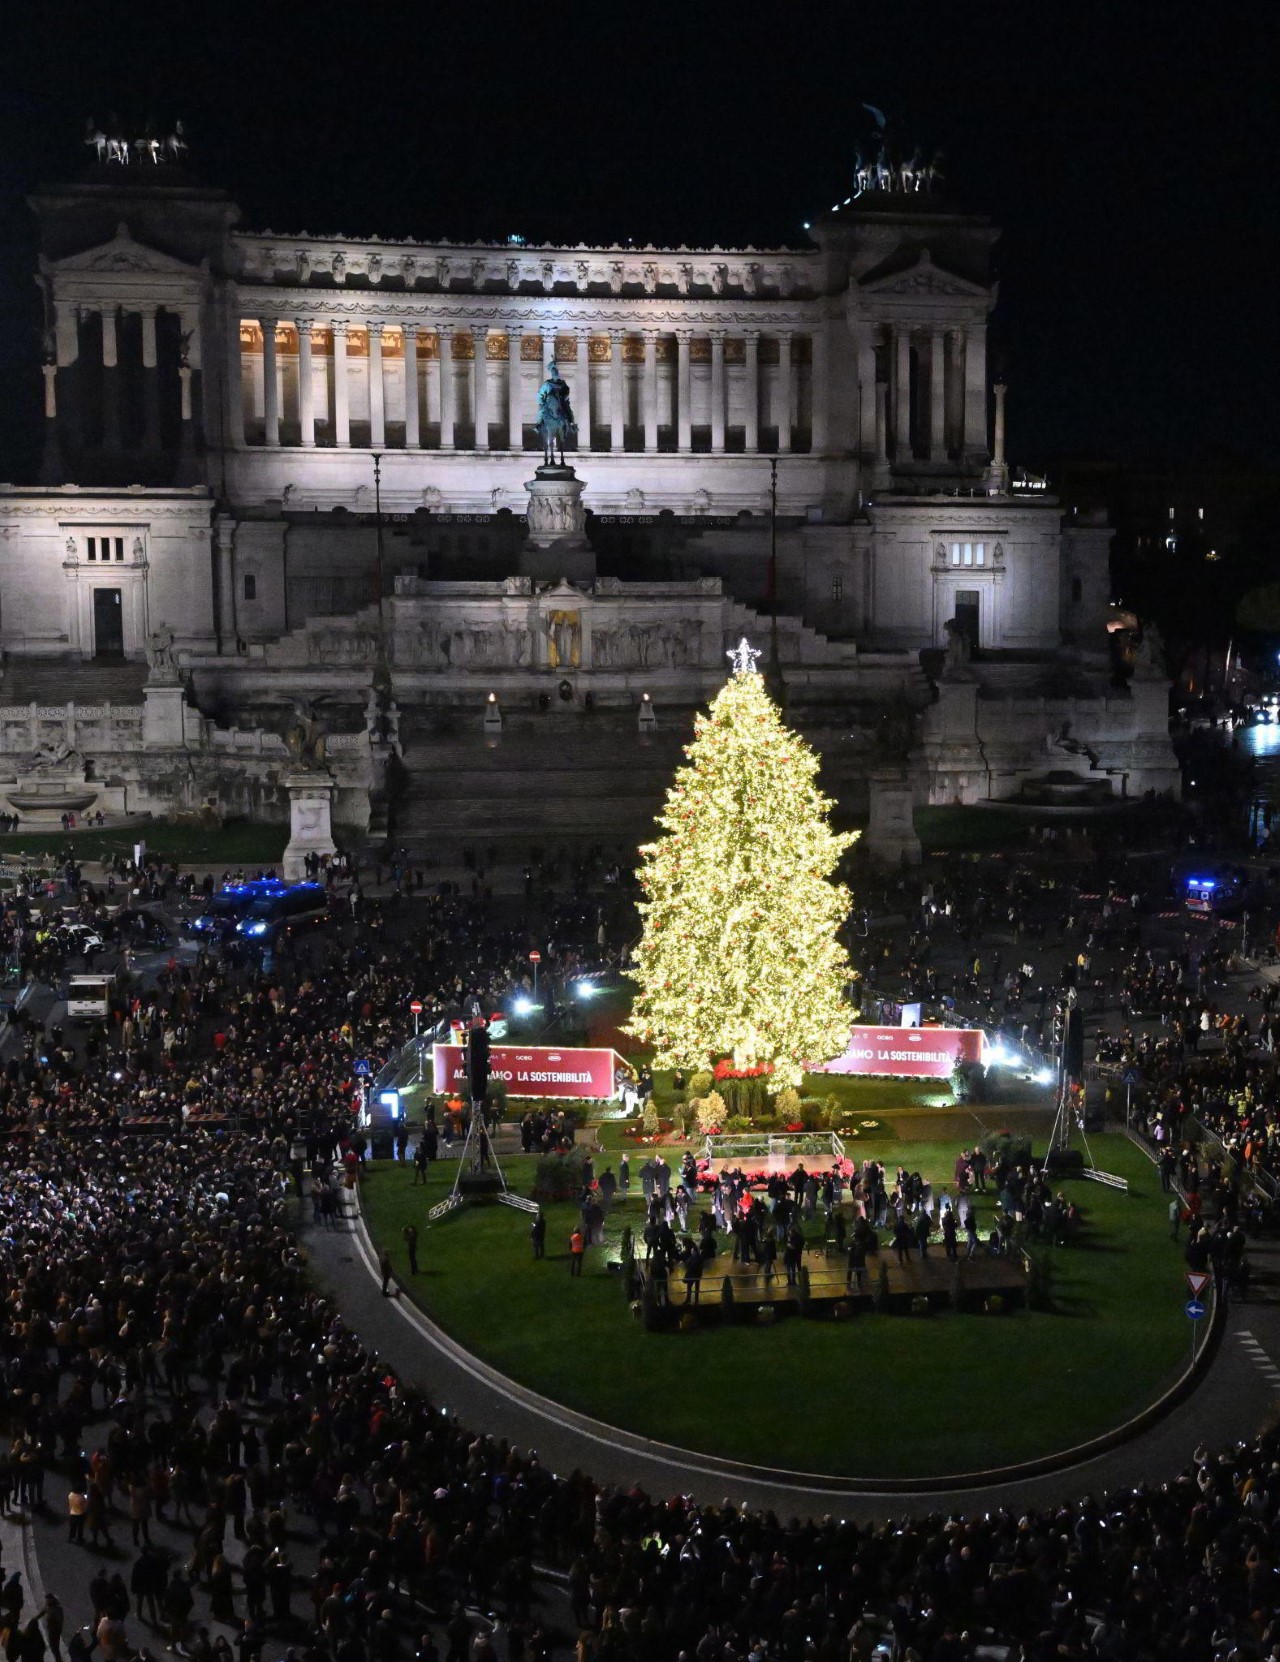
left=466, top=1023, right=491, bottom=1100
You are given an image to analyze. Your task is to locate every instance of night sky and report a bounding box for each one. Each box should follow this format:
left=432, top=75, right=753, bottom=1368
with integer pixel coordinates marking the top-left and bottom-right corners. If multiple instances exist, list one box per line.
left=1, top=0, right=1276, bottom=481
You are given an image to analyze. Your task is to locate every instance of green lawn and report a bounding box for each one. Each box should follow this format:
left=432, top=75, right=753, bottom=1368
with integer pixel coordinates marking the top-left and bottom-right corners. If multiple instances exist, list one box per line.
left=6, top=818, right=289, bottom=865
left=360, top=1134, right=1190, bottom=1479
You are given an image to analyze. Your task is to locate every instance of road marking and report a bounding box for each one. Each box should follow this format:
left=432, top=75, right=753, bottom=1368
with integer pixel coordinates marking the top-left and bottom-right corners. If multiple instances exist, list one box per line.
left=1237, top=1331, right=1280, bottom=1391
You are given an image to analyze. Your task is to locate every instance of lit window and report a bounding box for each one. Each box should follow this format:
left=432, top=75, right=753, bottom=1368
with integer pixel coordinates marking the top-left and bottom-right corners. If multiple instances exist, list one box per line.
left=831, top=572, right=843, bottom=602
left=1197, top=507, right=1205, bottom=521
left=1168, top=506, right=1176, bottom=520
left=974, top=542, right=985, bottom=567
left=1165, top=535, right=1178, bottom=551
left=950, top=543, right=960, bottom=566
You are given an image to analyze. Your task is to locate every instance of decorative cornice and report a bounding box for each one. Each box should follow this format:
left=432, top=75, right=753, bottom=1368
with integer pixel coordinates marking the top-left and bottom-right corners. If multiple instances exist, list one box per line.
left=230, top=288, right=819, bottom=329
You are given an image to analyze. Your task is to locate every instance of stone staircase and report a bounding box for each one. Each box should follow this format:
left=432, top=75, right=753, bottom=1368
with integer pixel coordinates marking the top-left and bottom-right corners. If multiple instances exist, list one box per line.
left=0, top=657, right=149, bottom=706
left=393, top=706, right=694, bottom=854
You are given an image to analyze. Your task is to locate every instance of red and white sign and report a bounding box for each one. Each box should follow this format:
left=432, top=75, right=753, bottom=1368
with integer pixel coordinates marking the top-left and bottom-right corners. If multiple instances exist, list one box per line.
left=1186, top=1270, right=1212, bottom=1299
left=432, top=1042, right=622, bottom=1100
left=817, top=1025, right=986, bottom=1079
left=528, top=950, right=542, bottom=963
left=410, top=1000, right=423, bottom=1014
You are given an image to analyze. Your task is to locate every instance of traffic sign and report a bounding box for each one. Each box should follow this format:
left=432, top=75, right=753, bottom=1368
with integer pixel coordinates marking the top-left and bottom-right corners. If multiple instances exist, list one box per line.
left=528, top=950, right=542, bottom=963
left=1122, top=1068, right=1141, bottom=1087
left=353, top=1058, right=372, bottom=1077
left=410, top=1000, right=423, bottom=1014
left=1186, top=1270, right=1212, bottom=1299
left=1185, top=1299, right=1206, bottom=1321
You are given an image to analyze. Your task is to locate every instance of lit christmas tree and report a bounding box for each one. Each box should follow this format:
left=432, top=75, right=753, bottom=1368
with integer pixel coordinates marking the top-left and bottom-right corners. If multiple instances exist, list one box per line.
left=626, top=639, right=857, bottom=1090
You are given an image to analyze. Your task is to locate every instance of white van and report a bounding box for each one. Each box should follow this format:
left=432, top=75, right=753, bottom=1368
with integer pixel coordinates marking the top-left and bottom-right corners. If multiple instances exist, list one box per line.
left=66, top=973, right=116, bottom=1020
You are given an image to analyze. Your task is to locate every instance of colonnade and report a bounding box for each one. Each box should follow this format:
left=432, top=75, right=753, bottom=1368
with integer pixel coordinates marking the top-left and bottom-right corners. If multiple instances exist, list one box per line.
left=230, top=318, right=824, bottom=454
left=44, top=302, right=201, bottom=452
left=853, top=319, right=989, bottom=463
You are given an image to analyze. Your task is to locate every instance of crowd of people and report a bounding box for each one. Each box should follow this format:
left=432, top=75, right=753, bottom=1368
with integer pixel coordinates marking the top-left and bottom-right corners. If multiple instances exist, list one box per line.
left=5, top=832, right=1280, bottom=1660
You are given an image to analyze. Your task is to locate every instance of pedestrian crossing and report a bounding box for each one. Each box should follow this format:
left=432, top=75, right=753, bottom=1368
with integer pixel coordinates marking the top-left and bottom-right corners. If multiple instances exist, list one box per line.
left=1237, top=1330, right=1280, bottom=1391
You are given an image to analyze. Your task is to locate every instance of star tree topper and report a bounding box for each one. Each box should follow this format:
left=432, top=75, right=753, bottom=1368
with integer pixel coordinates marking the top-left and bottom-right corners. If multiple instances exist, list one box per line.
left=726, top=636, right=761, bottom=676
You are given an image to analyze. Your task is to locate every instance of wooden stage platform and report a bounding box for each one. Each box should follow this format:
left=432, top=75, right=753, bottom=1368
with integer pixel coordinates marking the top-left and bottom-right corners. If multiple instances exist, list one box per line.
left=638, top=1244, right=1028, bottom=1315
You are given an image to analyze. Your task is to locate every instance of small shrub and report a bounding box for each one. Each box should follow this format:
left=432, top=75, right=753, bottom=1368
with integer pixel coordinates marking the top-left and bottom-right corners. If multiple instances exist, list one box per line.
left=642, top=1099, right=659, bottom=1134
left=721, top=1275, right=735, bottom=1312
left=756, top=1304, right=777, bottom=1325
left=796, top=1265, right=812, bottom=1314
left=532, top=1150, right=589, bottom=1202
left=696, top=1090, right=726, bottom=1135
left=688, top=1069, right=714, bottom=1099
left=774, top=1086, right=802, bottom=1124
left=911, top=1294, right=931, bottom=1317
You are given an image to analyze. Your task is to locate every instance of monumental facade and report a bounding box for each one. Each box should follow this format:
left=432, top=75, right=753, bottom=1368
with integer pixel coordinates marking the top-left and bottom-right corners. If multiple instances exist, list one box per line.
left=0, top=127, right=1178, bottom=845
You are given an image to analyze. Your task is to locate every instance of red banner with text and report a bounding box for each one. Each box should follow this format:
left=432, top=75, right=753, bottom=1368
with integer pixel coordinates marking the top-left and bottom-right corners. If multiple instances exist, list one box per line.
left=432, top=1043, right=622, bottom=1100
left=816, top=1025, right=986, bottom=1079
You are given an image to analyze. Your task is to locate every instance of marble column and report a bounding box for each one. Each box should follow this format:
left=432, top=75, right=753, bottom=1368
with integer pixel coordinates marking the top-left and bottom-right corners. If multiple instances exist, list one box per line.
left=743, top=330, right=760, bottom=454
left=575, top=329, right=592, bottom=451
left=297, top=322, right=315, bottom=446
left=332, top=322, right=350, bottom=446
left=945, top=329, right=964, bottom=453
left=506, top=328, right=522, bottom=449
left=875, top=381, right=889, bottom=470
left=963, top=322, right=988, bottom=458
left=139, top=307, right=159, bottom=453
left=225, top=302, right=245, bottom=447
left=262, top=319, right=280, bottom=446
left=992, top=380, right=1007, bottom=466
left=929, top=328, right=947, bottom=461
left=776, top=332, right=793, bottom=455
left=472, top=325, right=489, bottom=451
left=676, top=329, right=692, bottom=452
left=215, top=512, right=236, bottom=653
left=52, top=304, right=80, bottom=462
left=101, top=305, right=121, bottom=450
left=403, top=323, right=420, bottom=448
left=609, top=328, right=625, bottom=450
left=710, top=330, right=726, bottom=454
left=368, top=323, right=386, bottom=447
left=854, top=321, right=877, bottom=459
left=643, top=331, right=658, bottom=452
left=438, top=327, right=455, bottom=450
left=810, top=329, right=829, bottom=454
left=893, top=325, right=912, bottom=457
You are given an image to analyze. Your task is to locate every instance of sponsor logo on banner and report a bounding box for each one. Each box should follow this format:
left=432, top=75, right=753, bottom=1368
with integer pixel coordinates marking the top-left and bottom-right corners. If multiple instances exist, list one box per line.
left=432, top=1043, right=622, bottom=1100
left=816, top=1025, right=986, bottom=1079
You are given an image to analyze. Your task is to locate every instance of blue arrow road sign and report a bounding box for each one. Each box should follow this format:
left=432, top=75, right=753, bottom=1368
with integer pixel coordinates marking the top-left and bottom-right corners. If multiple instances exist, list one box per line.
left=1186, top=1299, right=1206, bottom=1320
left=353, top=1059, right=372, bottom=1077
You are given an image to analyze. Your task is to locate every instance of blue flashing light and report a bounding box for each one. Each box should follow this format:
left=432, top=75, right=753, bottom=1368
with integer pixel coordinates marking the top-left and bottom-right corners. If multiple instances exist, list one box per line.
left=237, top=919, right=270, bottom=936
left=1187, top=878, right=1216, bottom=890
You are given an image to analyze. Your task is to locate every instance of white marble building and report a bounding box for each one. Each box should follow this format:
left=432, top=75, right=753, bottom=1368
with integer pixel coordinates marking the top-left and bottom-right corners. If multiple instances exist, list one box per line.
left=0, top=139, right=1178, bottom=837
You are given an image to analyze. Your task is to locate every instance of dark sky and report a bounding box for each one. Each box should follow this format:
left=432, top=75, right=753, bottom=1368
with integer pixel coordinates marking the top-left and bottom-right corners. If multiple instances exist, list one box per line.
left=2, top=0, right=1276, bottom=479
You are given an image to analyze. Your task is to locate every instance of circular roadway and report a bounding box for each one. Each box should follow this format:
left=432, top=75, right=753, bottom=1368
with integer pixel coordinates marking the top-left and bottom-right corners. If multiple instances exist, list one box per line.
left=307, top=1191, right=1280, bottom=1520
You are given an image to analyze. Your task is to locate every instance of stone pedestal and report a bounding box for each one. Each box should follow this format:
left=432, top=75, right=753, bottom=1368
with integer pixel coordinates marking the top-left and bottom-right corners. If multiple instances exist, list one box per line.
left=518, top=463, right=596, bottom=582
left=282, top=771, right=337, bottom=880
left=142, top=681, right=193, bottom=748
left=864, top=769, right=922, bottom=866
